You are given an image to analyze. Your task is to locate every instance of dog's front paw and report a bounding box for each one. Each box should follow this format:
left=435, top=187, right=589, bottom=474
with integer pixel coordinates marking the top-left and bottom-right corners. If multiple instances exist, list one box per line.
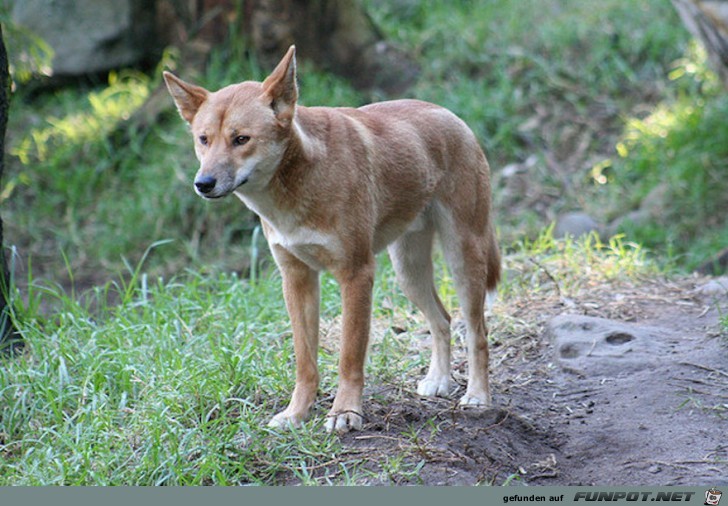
left=268, top=410, right=305, bottom=430
left=417, top=374, right=451, bottom=397
left=459, top=391, right=491, bottom=408
left=324, top=410, right=364, bottom=433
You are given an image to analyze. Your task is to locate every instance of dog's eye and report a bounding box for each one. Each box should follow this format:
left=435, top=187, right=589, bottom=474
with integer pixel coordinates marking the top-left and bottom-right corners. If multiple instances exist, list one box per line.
left=198, top=135, right=208, bottom=146
left=233, top=135, right=250, bottom=146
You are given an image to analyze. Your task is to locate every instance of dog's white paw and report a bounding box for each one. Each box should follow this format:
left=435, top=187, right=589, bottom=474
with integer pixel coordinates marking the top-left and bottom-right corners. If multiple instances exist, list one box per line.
left=268, top=411, right=304, bottom=430
left=417, top=375, right=451, bottom=397
left=324, top=411, right=364, bottom=433
left=459, top=392, right=491, bottom=408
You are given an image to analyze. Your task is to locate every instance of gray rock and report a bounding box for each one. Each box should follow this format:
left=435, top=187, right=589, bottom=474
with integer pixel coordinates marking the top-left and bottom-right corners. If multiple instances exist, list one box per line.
left=695, top=276, right=728, bottom=296
left=553, top=211, right=601, bottom=239
left=605, top=208, right=650, bottom=238
left=640, top=182, right=669, bottom=213
left=11, top=0, right=157, bottom=76
left=606, top=183, right=668, bottom=237
left=544, top=314, right=669, bottom=376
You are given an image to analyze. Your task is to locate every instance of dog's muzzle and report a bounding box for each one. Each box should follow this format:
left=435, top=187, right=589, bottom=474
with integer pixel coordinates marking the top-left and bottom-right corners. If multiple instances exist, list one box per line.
left=194, top=175, right=217, bottom=195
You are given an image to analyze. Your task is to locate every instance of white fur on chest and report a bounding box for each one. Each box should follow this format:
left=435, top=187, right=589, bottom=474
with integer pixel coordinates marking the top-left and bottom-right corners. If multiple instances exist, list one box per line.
left=268, top=223, right=339, bottom=270
left=234, top=190, right=341, bottom=270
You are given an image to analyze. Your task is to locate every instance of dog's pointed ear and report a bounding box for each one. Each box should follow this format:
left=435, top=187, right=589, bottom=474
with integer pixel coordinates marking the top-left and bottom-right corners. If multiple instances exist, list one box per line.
left=261, top=45, right=298, bottom=125
left=163, top=71, right=209, bottom=123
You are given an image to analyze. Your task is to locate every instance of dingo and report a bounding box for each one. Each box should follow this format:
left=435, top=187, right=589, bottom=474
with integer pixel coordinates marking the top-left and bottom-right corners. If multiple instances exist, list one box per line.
left=164, top=46, right=500, bottom=433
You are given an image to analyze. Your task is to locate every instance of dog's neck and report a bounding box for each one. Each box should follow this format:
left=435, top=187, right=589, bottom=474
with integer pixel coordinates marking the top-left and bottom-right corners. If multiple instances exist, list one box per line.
left=272, top=116, right=316, bottom=196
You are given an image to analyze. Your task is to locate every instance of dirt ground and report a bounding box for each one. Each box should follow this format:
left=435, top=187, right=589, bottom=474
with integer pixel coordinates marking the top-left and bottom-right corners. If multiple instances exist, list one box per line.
left=328, top=275, right=728, bottom=486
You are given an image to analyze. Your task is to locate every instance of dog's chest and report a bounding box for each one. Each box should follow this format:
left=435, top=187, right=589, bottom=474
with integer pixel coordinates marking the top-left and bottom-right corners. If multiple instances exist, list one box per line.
left=267, top=223, right=340, bottom=270
left=236, top=191, right=340, bottom=270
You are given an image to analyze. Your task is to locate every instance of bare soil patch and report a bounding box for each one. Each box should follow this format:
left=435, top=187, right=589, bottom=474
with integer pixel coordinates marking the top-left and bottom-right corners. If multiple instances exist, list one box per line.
left=331, top=275, right=728, bottom=485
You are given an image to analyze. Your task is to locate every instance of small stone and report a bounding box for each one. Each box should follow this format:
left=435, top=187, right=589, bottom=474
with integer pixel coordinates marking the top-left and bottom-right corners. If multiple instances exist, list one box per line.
left=695, top=277, right=728, bottom=296
left=554, top=212, right=601, bottom=239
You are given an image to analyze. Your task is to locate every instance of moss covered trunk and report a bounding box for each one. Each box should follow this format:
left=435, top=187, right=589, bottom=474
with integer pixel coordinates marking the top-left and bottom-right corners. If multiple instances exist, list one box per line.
left=673, top=0, right=728, bottom=88
left=0, top=25, right=21, bottom=352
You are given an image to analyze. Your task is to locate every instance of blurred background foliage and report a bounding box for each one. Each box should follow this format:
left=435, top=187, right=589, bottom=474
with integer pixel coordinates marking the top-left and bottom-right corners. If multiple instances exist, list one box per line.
left=0, top=0, right=726, bottom=297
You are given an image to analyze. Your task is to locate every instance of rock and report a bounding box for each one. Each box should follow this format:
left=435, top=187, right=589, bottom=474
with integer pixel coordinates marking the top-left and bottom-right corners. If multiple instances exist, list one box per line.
left=11, top=0, right=158, bottom=77
left=605, top=209, right=650, bottom=238
left=606, top=183, right=669, bottom=237
left=640, top=182, right=669, bottom=213
left=694, top=276, right=728, bottom=296
left=554, top=212, right=601, bottom=239
left=696, top=248, right=728, bottom=275
left=544, top=314, right=669, bottom=376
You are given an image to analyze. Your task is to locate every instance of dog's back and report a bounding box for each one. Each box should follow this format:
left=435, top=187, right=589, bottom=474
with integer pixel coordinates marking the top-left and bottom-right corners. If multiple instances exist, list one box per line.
left=293, top=99, right=497, bottom=262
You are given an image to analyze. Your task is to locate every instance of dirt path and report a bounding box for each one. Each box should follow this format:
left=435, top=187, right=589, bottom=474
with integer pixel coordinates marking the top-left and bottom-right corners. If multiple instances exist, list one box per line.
left=336, top=276, right=728, bottom=485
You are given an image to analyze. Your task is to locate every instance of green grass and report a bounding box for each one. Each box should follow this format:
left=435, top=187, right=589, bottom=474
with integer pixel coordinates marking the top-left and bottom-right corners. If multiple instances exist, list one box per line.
left=503, top=226, right=652, bottom=296
left=1, top=231, right=653, bottom=485
left=603, top=43, right=728, bottom=269
left=1, top=265, right=362, bottom=485
left=365, top=0, right=728, bottom=269
left=367, top=0, right=686, bottom=158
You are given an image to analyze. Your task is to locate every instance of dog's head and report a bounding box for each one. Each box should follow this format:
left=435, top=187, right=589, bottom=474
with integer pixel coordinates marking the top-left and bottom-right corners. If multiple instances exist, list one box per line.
left=163, top=46, right=298, bottom=199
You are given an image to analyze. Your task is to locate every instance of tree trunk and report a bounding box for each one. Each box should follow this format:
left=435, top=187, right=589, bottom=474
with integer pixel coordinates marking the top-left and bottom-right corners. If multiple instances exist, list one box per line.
left=673, top=0, right=728, bottom=88
left=0, top=25, right=22, bottom=354
left=243, top=0, right=419, bottom=95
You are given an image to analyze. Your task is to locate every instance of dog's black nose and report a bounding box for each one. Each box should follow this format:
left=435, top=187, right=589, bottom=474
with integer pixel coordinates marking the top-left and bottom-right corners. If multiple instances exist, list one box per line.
left=194, top=176, right=217, bottom=194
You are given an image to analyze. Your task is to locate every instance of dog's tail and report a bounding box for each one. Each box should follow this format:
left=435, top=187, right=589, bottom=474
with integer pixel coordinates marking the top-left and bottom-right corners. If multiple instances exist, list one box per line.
left=485, top=224, right=501, bottom=310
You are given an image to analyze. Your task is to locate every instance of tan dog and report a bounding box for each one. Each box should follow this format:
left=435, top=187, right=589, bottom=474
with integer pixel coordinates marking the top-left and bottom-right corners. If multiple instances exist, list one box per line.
left=163, top=46, right=501, bottom=433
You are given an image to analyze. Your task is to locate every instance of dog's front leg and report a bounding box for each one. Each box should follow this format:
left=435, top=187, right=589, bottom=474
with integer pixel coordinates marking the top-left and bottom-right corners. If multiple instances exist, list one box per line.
left=268, top=245, right=321, bottom=429
left=325, top=259, right=375, bottom=433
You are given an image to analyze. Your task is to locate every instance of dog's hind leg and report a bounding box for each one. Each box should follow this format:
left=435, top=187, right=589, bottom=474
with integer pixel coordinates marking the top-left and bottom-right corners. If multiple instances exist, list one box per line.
left=435, top=207, right=495, bottom=407
left=388, top=216, right=453, bottom=398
